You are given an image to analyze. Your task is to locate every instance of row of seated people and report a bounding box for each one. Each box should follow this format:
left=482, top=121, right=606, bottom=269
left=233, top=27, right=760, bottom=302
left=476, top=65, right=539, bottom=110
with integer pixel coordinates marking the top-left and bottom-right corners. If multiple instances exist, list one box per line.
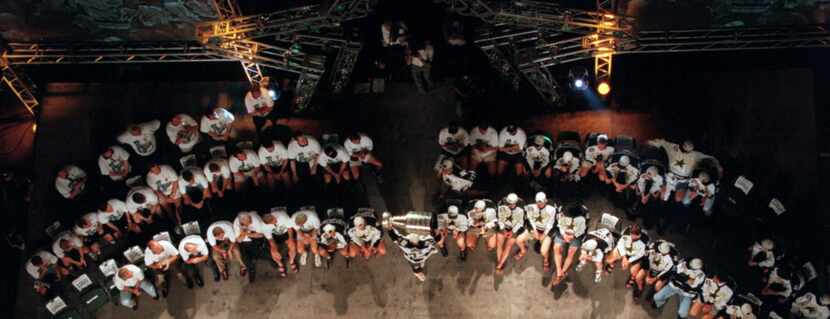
left=27, top=206, right=388, bottom=311
left=430, top=192, right=827, bottom=319
left=435, top=122, right=722, bottom=215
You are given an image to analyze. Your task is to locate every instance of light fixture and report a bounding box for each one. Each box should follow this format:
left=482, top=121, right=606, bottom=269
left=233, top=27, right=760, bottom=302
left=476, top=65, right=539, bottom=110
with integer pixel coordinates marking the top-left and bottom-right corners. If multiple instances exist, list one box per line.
left=32, top=123, right=37, bottom=133
left=597, top=82, right=611, bottom=95
left=568, top=67, right=590, bottom=91
left=574, top=79, right=585, bottom=89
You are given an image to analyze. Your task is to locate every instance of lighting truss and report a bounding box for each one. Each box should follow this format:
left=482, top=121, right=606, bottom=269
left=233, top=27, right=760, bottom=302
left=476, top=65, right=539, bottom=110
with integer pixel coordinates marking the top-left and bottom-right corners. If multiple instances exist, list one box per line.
left=328, top=45, right=361, bottom=94
left=208, top=39, right=325, bottom=75
left=493, top=0, right=634, bottom=36
left=0, top=64, right=38, bottom=115
left=211, top=0, right=265, bottom=85
left=619, top=25, right=830, bottom=54
left=2, top=42, right=233, bottom=65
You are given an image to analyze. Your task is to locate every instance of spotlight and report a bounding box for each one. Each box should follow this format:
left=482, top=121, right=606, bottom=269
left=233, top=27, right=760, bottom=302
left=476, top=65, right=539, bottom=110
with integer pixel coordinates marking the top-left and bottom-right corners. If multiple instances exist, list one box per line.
left=574, top=79, right=585, bottom=89
left=568, top=67, right=590, bottom=91
left=597, top=82, right=611, bottom=95
left=32, top=123, right=37, bottom=133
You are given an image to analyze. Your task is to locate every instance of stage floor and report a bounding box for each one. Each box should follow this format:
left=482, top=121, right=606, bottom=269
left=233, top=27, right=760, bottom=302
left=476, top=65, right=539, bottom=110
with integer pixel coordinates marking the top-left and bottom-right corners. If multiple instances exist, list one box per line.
left=16, top=81, right=746, bottom=319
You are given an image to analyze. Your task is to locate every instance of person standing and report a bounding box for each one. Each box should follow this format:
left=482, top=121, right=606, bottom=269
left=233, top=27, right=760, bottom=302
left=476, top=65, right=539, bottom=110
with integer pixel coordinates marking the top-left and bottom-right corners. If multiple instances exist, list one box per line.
left=244, top=84, right=276, bottom=140
left=177, top=235, right=208, bottom=288
left=410, top=41, right=434, bottom=93
left=383, top=224, right=437, bottom=282
left=55, top=165, right=87, bottom=200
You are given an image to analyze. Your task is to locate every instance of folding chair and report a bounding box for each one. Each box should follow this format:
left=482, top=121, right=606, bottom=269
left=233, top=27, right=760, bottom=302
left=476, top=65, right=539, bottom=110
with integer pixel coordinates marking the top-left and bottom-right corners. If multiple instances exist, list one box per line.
left=71, top=274, right=110, bottom=318
left=46, top=296, right=84, bottom=319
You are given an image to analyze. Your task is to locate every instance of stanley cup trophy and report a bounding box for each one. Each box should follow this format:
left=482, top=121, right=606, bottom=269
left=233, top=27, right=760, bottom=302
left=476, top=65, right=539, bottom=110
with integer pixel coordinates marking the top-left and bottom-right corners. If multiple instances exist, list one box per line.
left=381, top=211, right=437, bottom=282
left=381, top=211, right=433, bottom=237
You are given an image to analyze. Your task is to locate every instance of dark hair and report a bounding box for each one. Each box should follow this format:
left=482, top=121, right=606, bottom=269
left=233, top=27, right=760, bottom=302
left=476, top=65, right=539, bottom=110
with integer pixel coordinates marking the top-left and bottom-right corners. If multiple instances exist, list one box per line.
left=99, top=201, right=110, bottom=211
left=629, top=224, right=641, bottom=236
left=31, top=255, right=43, bottom=266
left=262, top=140, right=274, bottom=149
left=209, top=163, right=220, bottom=173
left=324, top=146, right=336, bottom=157
left=132, top=192, right=146, bottom=204
left=448, top=122, right=459, bottom=134
left=349, top=132, right=361, bottom=140
left=182, top=170, right=194, bottom=182
left=293, top=131, right=305, bottom=138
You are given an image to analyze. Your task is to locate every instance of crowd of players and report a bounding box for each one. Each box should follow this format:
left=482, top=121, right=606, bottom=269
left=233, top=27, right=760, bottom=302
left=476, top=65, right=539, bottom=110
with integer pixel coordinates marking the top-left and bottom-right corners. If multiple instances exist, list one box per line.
left=429, top=122, right=829, bottom=319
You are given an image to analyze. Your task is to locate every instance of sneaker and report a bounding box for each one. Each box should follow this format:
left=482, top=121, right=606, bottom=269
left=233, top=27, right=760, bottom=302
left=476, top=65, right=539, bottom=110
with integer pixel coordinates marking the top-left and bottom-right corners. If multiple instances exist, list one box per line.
left=300, top=253, right=308, bottom=266
left=314, top=254, right=322, bottom=268
left=575, top=262, right=585, bottom=272
left=594, top=272, right=602, bottom=283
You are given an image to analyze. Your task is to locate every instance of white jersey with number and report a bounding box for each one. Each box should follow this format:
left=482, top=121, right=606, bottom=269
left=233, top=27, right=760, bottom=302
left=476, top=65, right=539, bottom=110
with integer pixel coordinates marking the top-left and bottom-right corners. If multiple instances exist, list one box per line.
left=583, top=145, right=615, bottom=165
left=318, top=146, right=349, bottom=168
left=438, top=127, right=470, bottom=155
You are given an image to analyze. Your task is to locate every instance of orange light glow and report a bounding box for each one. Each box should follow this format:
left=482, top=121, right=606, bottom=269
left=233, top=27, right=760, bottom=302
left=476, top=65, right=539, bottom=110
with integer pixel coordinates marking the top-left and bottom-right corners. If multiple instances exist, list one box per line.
left=597, top=82, right=611, bottom=95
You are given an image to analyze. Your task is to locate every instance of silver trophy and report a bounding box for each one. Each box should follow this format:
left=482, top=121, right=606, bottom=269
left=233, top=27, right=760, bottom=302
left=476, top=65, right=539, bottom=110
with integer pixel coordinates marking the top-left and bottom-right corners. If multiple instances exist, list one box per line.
left=382, top=211, right=433, bottom=236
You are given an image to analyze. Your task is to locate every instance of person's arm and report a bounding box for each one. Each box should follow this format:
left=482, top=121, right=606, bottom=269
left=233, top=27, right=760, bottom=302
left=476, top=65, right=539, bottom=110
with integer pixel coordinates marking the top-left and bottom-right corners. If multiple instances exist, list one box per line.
left=290, top=160, right=298, bottom=181
left=187, top=254, right=209, bottom=264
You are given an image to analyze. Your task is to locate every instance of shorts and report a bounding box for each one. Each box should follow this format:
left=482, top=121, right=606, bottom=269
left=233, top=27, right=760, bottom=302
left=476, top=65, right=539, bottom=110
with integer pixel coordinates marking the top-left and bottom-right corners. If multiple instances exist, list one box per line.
left=666, top=173, right=690, bottom=191
left=81, top=234, right=101, bottom=246
left=554, top=233, right=582, bottom=248
left=442, top=147, right=469, bottom=159
left=271, top=232, right=289, bottom=243
left=349, top=152, right=374, bottom=166
left=498, top=152, right=524, bottom=164
left=471, top=148, right=497, bottom=163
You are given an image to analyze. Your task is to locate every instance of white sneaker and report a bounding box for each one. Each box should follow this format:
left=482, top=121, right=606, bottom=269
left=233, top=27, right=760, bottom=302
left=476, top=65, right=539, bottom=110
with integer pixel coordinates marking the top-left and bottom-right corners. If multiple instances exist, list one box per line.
left=300, top=253, right=308, bottom=266
left=575, top=262, right=585, bottom=272
left=314, top=254, right=322, bottom=268
left=594, top=272, right=602, bottom=283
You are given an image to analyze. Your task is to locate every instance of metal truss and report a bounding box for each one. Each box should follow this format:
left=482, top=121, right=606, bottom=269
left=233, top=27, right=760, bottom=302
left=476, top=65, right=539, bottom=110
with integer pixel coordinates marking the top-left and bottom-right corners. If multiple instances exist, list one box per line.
left=522, top=64, right=562, bottom=105
left=208, top=39, right=325, bottom=75
left=328, top=45, right=361, bottom=93
left=294, top=73, right=322, bottom=112
left=493, top=1, right=633, bottom=36
left=211, top=0, right=265, bottom=85
left=435, top=0, right=496, bottom=20
left=1, top=63, right=39, bottom=115
left=619, top=25, right=830, bottom=54
left=2, top=42, right=233, bottom=65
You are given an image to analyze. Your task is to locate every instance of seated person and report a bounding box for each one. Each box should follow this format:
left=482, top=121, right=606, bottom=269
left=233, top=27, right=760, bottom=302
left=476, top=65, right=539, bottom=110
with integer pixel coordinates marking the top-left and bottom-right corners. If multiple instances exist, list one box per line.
left=55, top=165, right=86, bottom=200
left=553, top=151, right=580, bottom=182
left=497, top=125, right=527, bottom=177
left=344, top=132, right=384, bottom=181
left=466, top=199, right=497, bottom=253
left=260, top=209, right=296, bottom=275
left=607, top=155, right=640, bottom=193
left=653, top=258, right=706, bottom=319
left=166, top=114, right=201, bottom=153
left=495, top=193, right=526, bottom=273
left=647, top=139, right=714, bottom=202
left=689, top=272, right=733, bottom=319
left=114, top=264, right=158, bottom=310
left=605, top=224, right=647, bottom=282
left=637, top=166, right=665, bottom=206
left=51, top=231, right=89, bottom=271
left=144, top=239, right=190, bottom=294
left=200, top=107, right=234, bottom=142
left=549, top=204, right=588, bottom=286
left=761, top=267, right=793, bottom=302
left=125, top=186, right=162, bottom=234
left=26, top=250, right=69, bottom=296
left=73, top=212, right=117, bottom=255
left=205, top=220, right=245, bottom=281
left=229, top=149, right=264, bottom=189
left=580, top=134, right=614, bottom=181
left=575, top=228, right=616, bottom=283
left=468, top=124, right=499, bottom=177
left=725, top=303, right=756, bottom=319
left=288, top=132, right=321, bottom=184
left=177, top=235, right=208, bottom=288
left=790, top=292, right=830, bottom=319
left=319, top=224, right=350, bottom=265
left=748, top=239, right=776, bottom=270
left=438, top=122, right=470, bottom=169
left=233, top=211, right=267, bottom=282
left=436, top=159, right=475, bottom=193
left=319, top=145, right=351, bottom=185
left=525, top=136, right=552, bottom=179
left=518, top=192, right=557, bottom=271
left=258, top=140, right=291, bottom=189
left=633, top=240, right=675, bottom=299
left=435, top=205, right=469, bottom=260
left=97, top=198, right=129, bottom=235
left=98, top=146, right=131, bottom=182
left=118, top=120, right=160, bottom=157
left=204, top=158, right=233, bottom=198
left=347, top=216, right=386, bottom=260
left=178, top=167, right=211, bottom=210
left=146, top=164, right=182, bottom=223
left=292, top=209, right=322, bottom=268
left=684, top=171, right=717, bottom=215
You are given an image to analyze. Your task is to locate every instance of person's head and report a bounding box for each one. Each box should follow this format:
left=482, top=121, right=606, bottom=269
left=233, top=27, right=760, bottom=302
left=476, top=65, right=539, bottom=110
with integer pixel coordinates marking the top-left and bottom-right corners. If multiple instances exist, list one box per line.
left=619, top=155, right=631, bottom=167
left=149, top=164, right=161, bottom=174
left=209, top=163, right=221, bottom=174
left=102, top=147, right=114, bottom=159
left=100, top=201, right=112, bottom=212
left=171, top=115, right=182, bottom=126
left=129, top=125, right=142, bottom=136
left=348, top=133, right=361, bottom=144
left=646, top=166, right=659, bottom=178
left=294, top=213, right=308, bottom=227
left=132, top=192, right=146, bottom=204
left=535, top=192, right=547, bottom=207
left=689, top=258, right=703, bottom=271
left=474, top=200, right=486, bottom=212
left=820, top=294, right=830, bottom=306
left=234, top=150, right=247, bottom=161
left=740, top=304, right=753, bottom=316
left=506, top=125, right=518, bottom=134
left=597, top=134, right=608, bottom=148
left=59, top=239, right=72, bottom=251
left=324, top=146, right=337, bottom=158
left=506, top=193, right=519, bottom=208
left=147, top=240, right=163, bottom=254
left=562, top=151, right=574, bottom=163
left=250, top=84, right=261, bottom=97
left=118, top=267, right=133, bottom=280
left=182, top=170, right=195, bottom=183
left=294, top=131, right=308, bottom=146
left=447, top=122, right=459, bottom=135
left=709, top=271, right=722, bottom=283
left=207, top=109, right=219, bottom=119
left=761, top=239, right=775, bottom=251
left=697, top=171, right=711, bottom=184
left=448, top=205, right=459, bottom=218
left=261, top=213, right=276, bottom=225
left=629, top=224, right=642, bottom=241
left=212, top=227, right=226, bottom=241
left=476, top=123, right=489, bottom=131
left=239, top=214, right=252, bottom=227
left=441, top=159, right=454, bottom=172
left=354, top=216, right=366, bottom=230
left=184, top=243, right=199, bottom=254
left=405, top=233, right=420, bottom=244
left=681, top=140, right=695, bottom=153
left=77, top=216, right=91, bottom=228
left=323, top=224, right=336, bottom=235
left=31, top=255, right=44, bottom=267
left=262, top=140, right=274, bottom=151
left=57, top=169, right=68, bottom=178
left=533, top=135, right=545, bottom=147
left=657, top=241, right=671, bottom=255
left=582, top=239, right=598, bottom=254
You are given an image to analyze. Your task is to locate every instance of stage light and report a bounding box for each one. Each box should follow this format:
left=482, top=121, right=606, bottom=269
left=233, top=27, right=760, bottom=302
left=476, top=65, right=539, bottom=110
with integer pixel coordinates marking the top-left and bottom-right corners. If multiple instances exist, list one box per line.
left=597, top=82, right=611, bottom=95
left=574, top=79, right=585, bottom=89
left=268, top=89, right=276, bottom=99
left=32, top=123, right=37, bottom=133
left=568, top=67, right=590, bottom=91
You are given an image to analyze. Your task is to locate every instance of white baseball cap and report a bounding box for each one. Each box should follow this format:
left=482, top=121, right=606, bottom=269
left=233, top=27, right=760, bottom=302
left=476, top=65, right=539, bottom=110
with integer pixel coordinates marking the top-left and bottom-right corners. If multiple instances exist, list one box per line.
left=405, top=233, right=421, bottom=244
left=658, top=242, right=671, bottom=254
left=682, top=140, right=695, bottom=152
left=535, top=192, right=547, bottom=203
left=646, top=166, right=659, bottom=177
left=597, top=134, right=608, bottom=143
left=820, top=294, right=830, bottom=306
left=689, top=258, right=703, bottom=270
left=354, top=216, right=366, bottom=226
left=761, top=239, right=774, bottom=251
left=534, top=135, right=545, bottom=146
left=562, top=151, right=573, bottom=162
left=323, top=224, right=336, bottom=233
left=506, top=193, right=519, bottom=204
left=619, top=155, right=630, bottom=166
left=442, top=159, right=454, bottom=170
left=740, top=304, right=753, bottom=316
left=448, top=205, right=459, bottom=216
left=582, top=239, right=597, bottom=251
left=474, top=200, right=486, bottom=210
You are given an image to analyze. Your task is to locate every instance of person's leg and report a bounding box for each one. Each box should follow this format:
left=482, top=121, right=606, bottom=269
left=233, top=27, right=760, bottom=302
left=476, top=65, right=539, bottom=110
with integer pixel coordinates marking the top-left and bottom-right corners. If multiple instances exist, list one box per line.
left=486, top=160, right=498, bottom=177
left=653, top=284, right=678, bottom=307
left=553, top=243, right=565, bottom=277
left=635, top=269, right=647, bottom=291
left=376, top=241, right=387, bottom=256
left=139, top=279, right=158, bottom=298
left=286, top=238, right=298, bottom=269
left=540, top=236, right=553, bottom=271
left=411, top=67, right=425, bottom=93
left=562, top=246, right=578, bottom=276
left=252, top=116, right=266, bottom=141
left=689, top=300, right=704, bottom=318
left=211, top=252, right=227, bottom=279
left=514, top=232, right=529, bottom=259
left=497, top=159, right=508, bottom=176
left=466, top=232, right=478, bottom=251
left=348, top=243, right=360, bottom=258
left=350, top=163, right=361, bottom=180
left=119, top=290, right=136, bottom=308
left=678, top=295, right=693, bottom=318
left=498, top=236, right=516, bottom=269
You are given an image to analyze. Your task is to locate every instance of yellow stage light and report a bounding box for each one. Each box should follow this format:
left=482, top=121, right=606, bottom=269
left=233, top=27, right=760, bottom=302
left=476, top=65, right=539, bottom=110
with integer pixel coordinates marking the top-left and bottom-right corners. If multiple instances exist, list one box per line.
left=597, top=82, right=611, bottom=95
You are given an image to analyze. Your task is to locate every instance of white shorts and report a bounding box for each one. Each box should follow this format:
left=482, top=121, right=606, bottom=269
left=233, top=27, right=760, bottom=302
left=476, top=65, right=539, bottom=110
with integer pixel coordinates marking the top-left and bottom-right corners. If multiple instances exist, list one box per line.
left=471, top=148, right=497, bottom=163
